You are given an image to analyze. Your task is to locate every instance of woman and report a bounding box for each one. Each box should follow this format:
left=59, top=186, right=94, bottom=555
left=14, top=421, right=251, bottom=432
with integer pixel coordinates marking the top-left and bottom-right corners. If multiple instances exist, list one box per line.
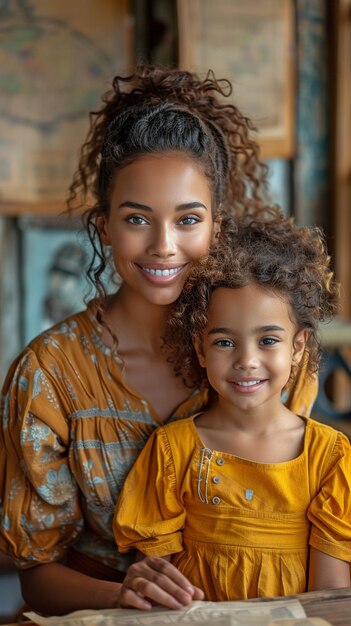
left=0, top=65, right=317, bottom=615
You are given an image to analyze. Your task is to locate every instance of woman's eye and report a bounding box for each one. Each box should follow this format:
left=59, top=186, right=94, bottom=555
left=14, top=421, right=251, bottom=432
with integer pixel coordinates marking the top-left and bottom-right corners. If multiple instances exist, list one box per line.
left=178, top=215, right=200, bottom=226
left=260, top=337, right=279, bottom=346
left=126, top=215, right=148, bottom=225
left=214, top=339, right=234, bottom=348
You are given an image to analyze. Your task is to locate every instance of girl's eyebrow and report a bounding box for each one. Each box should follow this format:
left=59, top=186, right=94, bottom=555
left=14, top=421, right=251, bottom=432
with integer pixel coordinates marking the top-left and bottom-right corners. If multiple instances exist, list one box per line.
left=208, top=327, right=234, bottom=335
left=208, top=325, right=285, bottom=335
left=118, top=201, right=208, bottom=211
left=258, top=325, right=285, bottom=332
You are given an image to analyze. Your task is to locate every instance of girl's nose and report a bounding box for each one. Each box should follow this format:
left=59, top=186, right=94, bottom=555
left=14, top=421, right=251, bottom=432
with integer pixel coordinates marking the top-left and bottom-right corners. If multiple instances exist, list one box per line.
left=147, top=225, right=177, bottom=257
left=233, top=345, right=259, bottom=370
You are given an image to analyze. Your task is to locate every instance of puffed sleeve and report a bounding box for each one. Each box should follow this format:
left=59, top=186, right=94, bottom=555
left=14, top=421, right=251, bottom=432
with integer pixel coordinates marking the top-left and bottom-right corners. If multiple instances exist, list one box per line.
left=0, top=349, right=84, bottom=568
left=114, top=427, right=185, bottom=557
left=307, top=432, right=351, bottom=562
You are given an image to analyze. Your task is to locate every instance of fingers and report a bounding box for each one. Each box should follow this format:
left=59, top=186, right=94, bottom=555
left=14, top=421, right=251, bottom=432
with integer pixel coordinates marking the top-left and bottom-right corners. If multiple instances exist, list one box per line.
left=192, top=585, right=205, bottom=601
left=118, top=585, right=153, bottom=610
left=119, top=556, right=204, bottom=610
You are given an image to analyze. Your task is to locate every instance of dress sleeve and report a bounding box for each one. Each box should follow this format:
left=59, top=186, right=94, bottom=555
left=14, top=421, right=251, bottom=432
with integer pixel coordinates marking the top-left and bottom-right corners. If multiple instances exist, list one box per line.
left=0, top=349, right=84, bottom=568
left=114, top=427, right=185, bottom=557
left=307, top=432, right=351, bottom=562
left=284, top=352, right=318, bottom=417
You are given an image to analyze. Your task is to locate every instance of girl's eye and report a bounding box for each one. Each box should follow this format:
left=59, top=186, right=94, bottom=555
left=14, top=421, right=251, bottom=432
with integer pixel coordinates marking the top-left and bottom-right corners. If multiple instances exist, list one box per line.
left=126, top=215, right=148, bottom=225
left=178, top=215, right=201, bottom=226
left=214, top=339, right=234, bottom=348
left=260, top=337, right=279, bottom=346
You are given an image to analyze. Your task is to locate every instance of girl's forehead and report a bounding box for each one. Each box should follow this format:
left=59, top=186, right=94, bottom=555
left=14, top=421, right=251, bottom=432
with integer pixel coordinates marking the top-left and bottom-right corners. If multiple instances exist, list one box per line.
left=207, top=285, right=294, bottom=326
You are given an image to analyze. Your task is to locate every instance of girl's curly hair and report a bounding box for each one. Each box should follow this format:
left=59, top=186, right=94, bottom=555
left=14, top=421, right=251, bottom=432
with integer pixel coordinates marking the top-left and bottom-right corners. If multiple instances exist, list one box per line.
left=164, top=211, right=339, bottom=390
left=66, top=64, right=269, bottom=302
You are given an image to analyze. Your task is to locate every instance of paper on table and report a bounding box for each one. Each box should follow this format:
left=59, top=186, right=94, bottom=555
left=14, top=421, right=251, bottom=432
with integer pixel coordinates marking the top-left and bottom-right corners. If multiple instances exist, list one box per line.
left=25, top=598, right=329, bottom=626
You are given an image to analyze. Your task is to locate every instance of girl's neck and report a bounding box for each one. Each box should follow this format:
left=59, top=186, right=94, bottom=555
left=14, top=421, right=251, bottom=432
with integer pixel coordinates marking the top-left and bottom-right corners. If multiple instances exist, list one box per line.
left=207, top=395, right=294, bottom=434
left=196, top=397, right=305, bottom=463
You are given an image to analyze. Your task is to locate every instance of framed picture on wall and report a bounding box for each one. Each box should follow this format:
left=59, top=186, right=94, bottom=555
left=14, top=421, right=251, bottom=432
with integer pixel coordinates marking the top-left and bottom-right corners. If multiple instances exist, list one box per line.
left=0, top=0, right=134, bottom=215
left=177, top=0, right=295, bottom=159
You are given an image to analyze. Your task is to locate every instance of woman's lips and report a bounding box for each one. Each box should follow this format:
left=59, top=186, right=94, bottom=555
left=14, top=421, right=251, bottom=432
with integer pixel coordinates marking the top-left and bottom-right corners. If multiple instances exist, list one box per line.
left=136, top=263, right=187, bottom=283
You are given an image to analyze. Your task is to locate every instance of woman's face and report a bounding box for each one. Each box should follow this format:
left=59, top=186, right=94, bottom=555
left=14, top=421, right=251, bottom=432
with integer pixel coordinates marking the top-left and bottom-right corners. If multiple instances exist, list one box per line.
left=99, top=153, right=218, bottom=306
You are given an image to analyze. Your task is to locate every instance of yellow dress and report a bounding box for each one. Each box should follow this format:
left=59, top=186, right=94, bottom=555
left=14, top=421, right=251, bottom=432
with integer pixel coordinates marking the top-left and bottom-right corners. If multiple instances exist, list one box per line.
left=115, top=416, right=351, bottom=600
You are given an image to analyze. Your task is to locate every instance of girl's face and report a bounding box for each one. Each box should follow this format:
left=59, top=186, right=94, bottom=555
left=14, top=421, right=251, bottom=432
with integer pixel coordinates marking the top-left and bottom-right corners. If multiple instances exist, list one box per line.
left=99, top=153, right=218, bottom=306
left=195, top=284, right=307, bottom=416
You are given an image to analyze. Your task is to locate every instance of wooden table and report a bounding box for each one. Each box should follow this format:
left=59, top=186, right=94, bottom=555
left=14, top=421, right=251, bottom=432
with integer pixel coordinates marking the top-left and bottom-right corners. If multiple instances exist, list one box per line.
left=2, top=588, right=351, bottom=626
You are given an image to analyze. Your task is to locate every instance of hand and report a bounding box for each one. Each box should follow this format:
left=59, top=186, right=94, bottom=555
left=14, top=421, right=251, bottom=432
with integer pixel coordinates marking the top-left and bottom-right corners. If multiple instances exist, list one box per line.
left=117, top=556, right=204, bottom=610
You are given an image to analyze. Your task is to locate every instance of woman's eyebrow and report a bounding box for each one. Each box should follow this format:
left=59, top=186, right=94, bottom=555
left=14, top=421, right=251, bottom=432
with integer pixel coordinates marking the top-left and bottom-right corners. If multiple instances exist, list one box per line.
left=118, top=201, right=152, bottom=211
left=118, top=201, right=208, bottom=211
left=177, top=202, right=208, bottom=211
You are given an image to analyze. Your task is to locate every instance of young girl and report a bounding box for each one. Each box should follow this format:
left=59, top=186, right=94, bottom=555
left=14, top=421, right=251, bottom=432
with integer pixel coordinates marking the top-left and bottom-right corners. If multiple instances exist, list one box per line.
left=114, top=212, right=351, bottom=603
left=0, top=65, right=317, bottom=615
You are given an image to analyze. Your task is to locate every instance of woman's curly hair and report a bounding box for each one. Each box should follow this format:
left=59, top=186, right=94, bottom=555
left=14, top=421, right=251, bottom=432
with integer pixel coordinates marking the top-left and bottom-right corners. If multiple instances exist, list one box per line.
left=164, top=211, right=339, bottom=390
left=66, top=64, right=270, bottom=302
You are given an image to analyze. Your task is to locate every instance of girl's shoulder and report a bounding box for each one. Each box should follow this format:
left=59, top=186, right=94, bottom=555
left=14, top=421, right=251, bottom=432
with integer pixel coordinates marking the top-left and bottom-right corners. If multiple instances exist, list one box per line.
left=306, top=415, right=349, bottom=446
left=162, top=414, right=201, bottom=433
left=305, top=416, right=350, bottom=472
left=155, top=415, right=200, bottom=452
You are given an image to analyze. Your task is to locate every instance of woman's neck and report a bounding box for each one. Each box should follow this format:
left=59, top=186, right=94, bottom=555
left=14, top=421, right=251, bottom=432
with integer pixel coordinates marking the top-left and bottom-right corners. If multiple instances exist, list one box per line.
left=101, top=284, right=170, bottom=354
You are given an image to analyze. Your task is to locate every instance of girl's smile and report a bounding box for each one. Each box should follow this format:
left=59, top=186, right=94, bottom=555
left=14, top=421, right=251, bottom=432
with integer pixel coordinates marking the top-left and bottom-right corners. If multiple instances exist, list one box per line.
left=228, top=377, right=268, bottom=393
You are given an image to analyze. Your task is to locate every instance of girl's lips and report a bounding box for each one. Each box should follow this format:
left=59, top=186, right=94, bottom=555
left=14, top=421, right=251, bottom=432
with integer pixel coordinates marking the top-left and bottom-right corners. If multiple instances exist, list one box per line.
left=135, top=263, right=188, bottom=283
left=229, top=379, right=267, bottom=393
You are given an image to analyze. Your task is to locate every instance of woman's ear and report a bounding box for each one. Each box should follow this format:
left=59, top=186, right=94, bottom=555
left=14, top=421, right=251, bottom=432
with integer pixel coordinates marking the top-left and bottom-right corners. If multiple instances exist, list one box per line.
left=293, top=329, right=309, bottom=365
left=96, top=215, right=111, bottom=246
left=193, top=336, right=206, bottom=368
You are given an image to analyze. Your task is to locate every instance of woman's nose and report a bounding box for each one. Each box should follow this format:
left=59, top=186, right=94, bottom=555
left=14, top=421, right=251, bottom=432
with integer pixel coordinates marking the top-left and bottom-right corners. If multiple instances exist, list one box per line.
left=147, top=225, right=177, bottom=257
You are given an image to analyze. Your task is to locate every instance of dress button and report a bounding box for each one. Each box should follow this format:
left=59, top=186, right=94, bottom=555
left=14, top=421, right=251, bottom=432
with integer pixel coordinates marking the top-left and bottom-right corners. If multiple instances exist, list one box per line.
left=216, top=458, right=225, bottom=466
left=212, top=496, right=221, bottom=505
left=212, top=476, right=221, bottom=484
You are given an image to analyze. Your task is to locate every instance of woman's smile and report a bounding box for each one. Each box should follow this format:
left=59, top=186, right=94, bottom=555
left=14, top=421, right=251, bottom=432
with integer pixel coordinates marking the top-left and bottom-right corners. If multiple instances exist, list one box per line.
left=135, top=262, right=188, bottom=283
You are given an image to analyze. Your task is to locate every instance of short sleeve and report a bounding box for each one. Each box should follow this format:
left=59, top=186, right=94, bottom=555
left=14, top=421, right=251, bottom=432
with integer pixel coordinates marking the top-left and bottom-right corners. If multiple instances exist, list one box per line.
left=0, top=349, right=84, bottom=568
left=114, top=427, right=185, bottom=557
left=284, top=353, right=318, bottom=417
left=307, top=432, right=351, bottom=562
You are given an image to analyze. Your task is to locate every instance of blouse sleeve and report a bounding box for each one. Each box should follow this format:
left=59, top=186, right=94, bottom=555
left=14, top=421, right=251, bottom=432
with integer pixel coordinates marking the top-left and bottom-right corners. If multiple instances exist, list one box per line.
left=307, top=432, right=351, bottom=562
left=0, top=349, right=84, bottom=568
left=284, top=352, right=318, bottom=417
left=114, top=427, right=185, bottom=557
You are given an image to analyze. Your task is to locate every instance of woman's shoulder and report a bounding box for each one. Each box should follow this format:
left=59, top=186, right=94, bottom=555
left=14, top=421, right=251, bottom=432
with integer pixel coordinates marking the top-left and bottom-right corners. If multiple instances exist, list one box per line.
left=1, top=307, right=97, bottom=389
left=29, top=306, right=94, bottom=349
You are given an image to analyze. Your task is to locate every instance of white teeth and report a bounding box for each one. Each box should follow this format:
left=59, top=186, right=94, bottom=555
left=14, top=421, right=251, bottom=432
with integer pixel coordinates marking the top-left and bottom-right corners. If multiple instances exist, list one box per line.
left=235, top=380, right=261, bottom=387
left=142, top=266, right=182, bottom=276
